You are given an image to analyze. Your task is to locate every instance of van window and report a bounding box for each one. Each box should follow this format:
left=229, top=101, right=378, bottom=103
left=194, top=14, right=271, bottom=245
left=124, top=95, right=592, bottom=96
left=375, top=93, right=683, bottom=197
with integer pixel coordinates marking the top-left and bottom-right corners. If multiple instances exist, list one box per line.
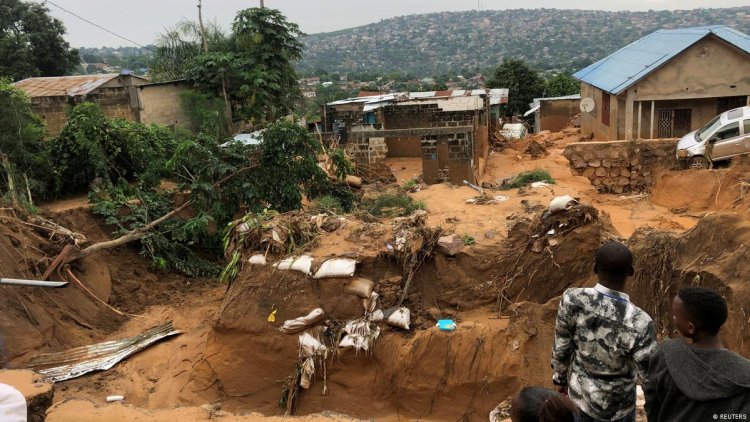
left=745, top=120, right=750, bottom=135
left=698, top=115, right=722, bottom=141
left=708, top=122, right=740, bottom=143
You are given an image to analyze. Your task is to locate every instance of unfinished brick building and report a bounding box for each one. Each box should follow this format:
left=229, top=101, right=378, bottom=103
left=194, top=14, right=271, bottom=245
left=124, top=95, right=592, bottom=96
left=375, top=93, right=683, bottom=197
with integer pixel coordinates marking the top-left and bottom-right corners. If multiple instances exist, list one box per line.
left=325, top=89, right=508, bottom=184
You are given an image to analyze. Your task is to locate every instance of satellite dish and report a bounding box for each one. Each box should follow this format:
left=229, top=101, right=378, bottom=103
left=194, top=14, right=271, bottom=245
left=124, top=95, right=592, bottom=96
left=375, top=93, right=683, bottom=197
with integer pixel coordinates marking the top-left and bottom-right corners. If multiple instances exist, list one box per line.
left=580, top=97, right=595, bottom=113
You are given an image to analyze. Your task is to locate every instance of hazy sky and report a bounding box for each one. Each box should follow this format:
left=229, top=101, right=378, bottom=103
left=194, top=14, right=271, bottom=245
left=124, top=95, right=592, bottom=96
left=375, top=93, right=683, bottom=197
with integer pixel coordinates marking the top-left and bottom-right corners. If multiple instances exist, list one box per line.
left=43, top=0, right=748, bottom=48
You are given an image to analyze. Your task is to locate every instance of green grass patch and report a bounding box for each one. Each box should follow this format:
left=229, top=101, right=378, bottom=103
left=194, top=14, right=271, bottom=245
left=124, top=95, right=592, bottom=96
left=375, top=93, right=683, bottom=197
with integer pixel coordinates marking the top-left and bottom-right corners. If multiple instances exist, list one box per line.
left=310, top=195, right=345, bottom=214
left=362, top=193, right=427, bottom=217
left=500, top=169, right=555, bottom=190
left=461, top=234, right=476, bottom=246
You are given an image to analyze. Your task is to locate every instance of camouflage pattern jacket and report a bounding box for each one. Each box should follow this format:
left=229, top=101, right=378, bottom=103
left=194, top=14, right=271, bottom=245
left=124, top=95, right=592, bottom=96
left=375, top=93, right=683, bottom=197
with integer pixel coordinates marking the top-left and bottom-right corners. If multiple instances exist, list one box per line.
left=551, top=284, right=657, bottom=421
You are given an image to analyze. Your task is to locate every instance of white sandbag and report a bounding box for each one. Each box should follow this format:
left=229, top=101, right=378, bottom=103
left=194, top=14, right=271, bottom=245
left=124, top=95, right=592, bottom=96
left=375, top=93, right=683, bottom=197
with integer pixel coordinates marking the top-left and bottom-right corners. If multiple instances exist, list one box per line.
left=279, top=308, right=326, bottom=334
left=368, top=309, right=384, bottom=322
left=549, top=195, right=578, bottom=214
left=299, top=357, right=315, bottom=389
left=362, top=291, right=379, bottom=314
left=338, top=321, right=380, bottom=352
left=273, top=255, right=313, bottom=275
left=248, top=254, right=266, bottom=265
left=313, top=258, right=357, bottom=279
left=299, top=331, right=328, bottom=357
left=382, top=307, right=411, bottom=330
left=346, top=278, right=374, bottom=299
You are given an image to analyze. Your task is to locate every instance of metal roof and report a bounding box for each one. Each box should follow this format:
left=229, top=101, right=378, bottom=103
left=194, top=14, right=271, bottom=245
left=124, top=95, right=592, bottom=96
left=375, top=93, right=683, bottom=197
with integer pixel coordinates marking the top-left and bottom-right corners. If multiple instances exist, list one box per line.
left=573, top=25, right=750, bottom=95
left=328, top=89, right=509, bottom=111
left=12, top=74, right=148, bottom=98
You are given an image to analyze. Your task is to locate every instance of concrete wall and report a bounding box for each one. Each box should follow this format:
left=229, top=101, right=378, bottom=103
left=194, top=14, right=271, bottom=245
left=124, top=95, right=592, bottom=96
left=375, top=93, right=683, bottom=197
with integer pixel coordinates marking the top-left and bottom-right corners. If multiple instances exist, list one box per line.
left=580, top=83, right=621, bottom=141
left=563, top=139, right=678, bottom=193
left=539, top=99, right=581, bottom=132
left=421, top=132, right=473, bottom=184
left=137, top=82, right=192, bottom=129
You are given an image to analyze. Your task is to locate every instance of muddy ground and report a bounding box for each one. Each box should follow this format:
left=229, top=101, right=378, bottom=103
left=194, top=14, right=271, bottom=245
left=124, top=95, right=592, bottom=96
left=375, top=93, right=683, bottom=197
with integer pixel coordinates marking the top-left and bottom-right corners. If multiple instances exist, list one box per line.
left=1, top=128, right=749, bottom=421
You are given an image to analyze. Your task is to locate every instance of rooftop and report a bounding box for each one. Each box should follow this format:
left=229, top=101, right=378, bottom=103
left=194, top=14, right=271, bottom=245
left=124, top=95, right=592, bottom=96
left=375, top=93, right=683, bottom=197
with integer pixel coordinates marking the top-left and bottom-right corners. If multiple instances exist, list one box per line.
left=573, top=25, right=750, bottom=94
left=13, top=74, right=147, bottom=98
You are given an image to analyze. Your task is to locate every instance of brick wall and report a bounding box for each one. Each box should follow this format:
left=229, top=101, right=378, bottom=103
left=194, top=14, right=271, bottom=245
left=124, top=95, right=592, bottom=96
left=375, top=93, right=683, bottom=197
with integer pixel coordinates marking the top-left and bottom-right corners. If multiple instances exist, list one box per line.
left=563, top=139, right=677, bottom=193
left=138, top=83, right=191, bottom=129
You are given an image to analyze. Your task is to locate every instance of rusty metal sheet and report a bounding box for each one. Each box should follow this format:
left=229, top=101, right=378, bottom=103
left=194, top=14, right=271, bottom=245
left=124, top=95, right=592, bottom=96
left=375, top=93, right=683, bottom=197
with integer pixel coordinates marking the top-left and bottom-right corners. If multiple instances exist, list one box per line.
left=27, top=322, right=181, bottom=382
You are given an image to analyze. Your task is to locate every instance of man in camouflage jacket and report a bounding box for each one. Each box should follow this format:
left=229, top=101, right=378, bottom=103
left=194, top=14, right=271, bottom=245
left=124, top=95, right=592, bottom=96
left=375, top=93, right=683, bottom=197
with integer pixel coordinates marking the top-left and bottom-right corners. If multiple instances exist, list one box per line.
left=551, top=241, right=657, bottom=422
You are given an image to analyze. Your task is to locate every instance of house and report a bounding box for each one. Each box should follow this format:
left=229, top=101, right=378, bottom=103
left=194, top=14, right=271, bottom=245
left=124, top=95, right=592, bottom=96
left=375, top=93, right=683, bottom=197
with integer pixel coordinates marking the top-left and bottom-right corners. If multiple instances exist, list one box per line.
left=574, top=25, right=750, bottom=141
left=524, top=94, right=581, bottom=133
left=324, top=89, right=509, bottom=184
left=13, top=74, right=196, bottom=136
left=13, top=74, right=148, bottom=136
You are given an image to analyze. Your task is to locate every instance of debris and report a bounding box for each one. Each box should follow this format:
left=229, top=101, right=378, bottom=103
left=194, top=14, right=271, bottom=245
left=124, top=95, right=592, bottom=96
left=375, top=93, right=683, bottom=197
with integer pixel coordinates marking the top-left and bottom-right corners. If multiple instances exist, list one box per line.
left=466, top=195, right=509, bottom=205
left=28, top=322, right=181, bottom=382
left=279, top=308, right=326, bottom=334
left=0, top=382, right=27, bottom=422
left=0, top=278, right=68, bottom=288
left=484, top=231, right=496, bottom=240
left=338, top=319, right=381, bottom=351
left=462, top=180, right=484, bottom=194
left=489, top=399, right=512, bottom=422
left=273, top=255, right=314, bottom=276
left=530, top=181, right=550, bottom=188
left=546, top=229, right=556, bottom=236
left=549, top=195, right=579, bottom=214
left=311, top=214, right=348, bottom=232
left=313, top=258, right=357, bottom=279
left=437, top=319, right=457, bottom=331
left=298, top=331, right=328, bottom=389
left=248, top=254, right=267, bottom=265
left=267, top=309, right=277, bottom=323
left=106, top=395, right=124, bottom=402
left=363, top=291, right=379, bottom=314
left=346, top=278, right=375, bottom=299
left=382, top=307, right=411, bottom=330
left=436, top=234, right=463, bottom=256
left=345, top=175, right=362, bottom=189
left=481, top=181, right=498, bottom=189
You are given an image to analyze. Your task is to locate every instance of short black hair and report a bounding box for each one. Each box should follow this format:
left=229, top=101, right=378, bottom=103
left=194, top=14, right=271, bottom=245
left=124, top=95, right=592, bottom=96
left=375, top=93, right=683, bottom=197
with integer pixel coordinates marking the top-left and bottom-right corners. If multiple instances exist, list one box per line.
left=595, top=241, right=633, bottom=278
left=677, top=286, right=728, bottom=335
left=516, top=387, right=577, bottom=422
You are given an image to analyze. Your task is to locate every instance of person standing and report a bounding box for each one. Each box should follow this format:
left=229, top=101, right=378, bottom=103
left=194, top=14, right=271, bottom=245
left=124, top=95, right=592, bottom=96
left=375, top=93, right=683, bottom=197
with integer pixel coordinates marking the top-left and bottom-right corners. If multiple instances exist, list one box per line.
left=645, top=286, right=750, bottom=421
left=551, top=241, right=657, bottom=422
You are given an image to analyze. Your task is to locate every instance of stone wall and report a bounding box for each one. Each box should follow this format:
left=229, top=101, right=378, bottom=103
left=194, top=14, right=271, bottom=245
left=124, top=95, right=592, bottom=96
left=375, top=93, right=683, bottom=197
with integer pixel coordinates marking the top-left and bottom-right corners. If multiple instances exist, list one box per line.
left=563, top=139, right=677, bottom=193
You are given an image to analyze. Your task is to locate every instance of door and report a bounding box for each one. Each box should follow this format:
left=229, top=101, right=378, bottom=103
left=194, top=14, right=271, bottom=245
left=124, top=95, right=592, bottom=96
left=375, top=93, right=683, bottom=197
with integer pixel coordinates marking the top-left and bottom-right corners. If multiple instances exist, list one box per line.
left=657, top=109, right=692, bottom=138
left=708, top=122, right=741, bottom=160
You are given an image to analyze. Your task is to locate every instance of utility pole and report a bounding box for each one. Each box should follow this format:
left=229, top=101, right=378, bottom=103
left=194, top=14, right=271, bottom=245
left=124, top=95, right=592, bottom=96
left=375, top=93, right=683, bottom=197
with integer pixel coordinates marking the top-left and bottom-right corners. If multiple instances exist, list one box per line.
left=197, top=0, right=208, bottom=52
left=259, top=0, right=264, bottom=7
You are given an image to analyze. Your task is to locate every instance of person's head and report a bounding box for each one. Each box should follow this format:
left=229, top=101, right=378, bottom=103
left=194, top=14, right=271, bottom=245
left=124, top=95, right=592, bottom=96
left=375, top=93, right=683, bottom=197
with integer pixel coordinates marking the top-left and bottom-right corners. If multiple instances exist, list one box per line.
left=673, top=286, right=728, bottom=339
left=594, top=241, right=634, bottom=286
left=510, top=387, right=578, bottom=422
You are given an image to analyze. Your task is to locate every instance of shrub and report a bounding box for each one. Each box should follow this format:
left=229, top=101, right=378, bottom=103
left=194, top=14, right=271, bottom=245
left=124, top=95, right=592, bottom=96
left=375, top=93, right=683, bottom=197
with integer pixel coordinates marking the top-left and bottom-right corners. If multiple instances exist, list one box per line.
left=500, top=169, right=555, bottom=190
left=362, top=193, right=426, bottom=217
left=461, top=234, right=476, bottom=245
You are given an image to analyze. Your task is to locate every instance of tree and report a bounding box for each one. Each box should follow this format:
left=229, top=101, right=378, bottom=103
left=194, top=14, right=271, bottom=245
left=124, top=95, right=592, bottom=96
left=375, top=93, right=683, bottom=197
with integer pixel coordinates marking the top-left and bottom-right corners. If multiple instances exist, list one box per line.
left=545, top=73, right=580, bottom=97
left=487, top=59, right=544, bottom=117
left=149, top=20, right=230, bottom=82
left=0, top=0, right=79, bottom=80
left=0, top=78, right=48, bottom=205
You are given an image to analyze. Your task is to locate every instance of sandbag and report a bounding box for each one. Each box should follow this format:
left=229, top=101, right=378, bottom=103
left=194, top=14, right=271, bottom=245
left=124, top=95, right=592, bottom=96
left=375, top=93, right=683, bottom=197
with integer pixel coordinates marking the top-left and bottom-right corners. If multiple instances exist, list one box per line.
left=248, top=254, right=266, bottom=265
left=273, top=255, right=313, bottom=275
left=382, top=306, right=411, bottom=330
left=346, top=278, right=374, bottom=299
left=362, top=291, right=379, bottom=314
left=279, top=308, right=326, bottom=334
left=313, top=258, right=356, bottom=279
left=299, top=357, right=315, bottom=389
left=298, top=331, right=328, bottom=357
left=549, top=195, right=578, bottom=214
left=338, top=320, right=380, bottom=352
left=368, top=309, right=384, bottom=322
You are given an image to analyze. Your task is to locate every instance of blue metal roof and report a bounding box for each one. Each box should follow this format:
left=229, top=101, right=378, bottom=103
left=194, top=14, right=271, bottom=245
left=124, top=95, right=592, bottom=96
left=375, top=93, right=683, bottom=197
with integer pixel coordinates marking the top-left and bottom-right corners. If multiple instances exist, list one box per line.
left=573, top=25, right=750, bottom=95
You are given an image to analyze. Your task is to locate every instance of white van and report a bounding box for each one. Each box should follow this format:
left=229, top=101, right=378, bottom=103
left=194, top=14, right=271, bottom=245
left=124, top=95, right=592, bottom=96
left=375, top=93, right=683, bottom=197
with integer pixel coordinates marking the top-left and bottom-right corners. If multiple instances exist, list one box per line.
left=676, top=106, right=750, bottom=169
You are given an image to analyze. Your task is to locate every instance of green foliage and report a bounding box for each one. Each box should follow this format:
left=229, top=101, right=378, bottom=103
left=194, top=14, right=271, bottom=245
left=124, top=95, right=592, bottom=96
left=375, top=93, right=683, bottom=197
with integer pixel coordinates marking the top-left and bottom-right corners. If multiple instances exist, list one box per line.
left=329, top=148, right=353, bottom=180
left=0, top=0, right=79, bottom=80
left=149, top=20, right=230, bottom=82
left=402, top=178, right=419, bottom=189
left=0, top=78, right=49, bottom=201
left=310, top=195, right=344, bottom=214
left=500, top=169, right=555, bottom=190
left=49, top=103, right=175, bottom=196
left=487, top=59, right=545, bottom=117
left=362, top=193, right=426, bottom=217
left=461, top=234, right=476, bottom=246
left=545, top=73, right=580, bottom=97
left=180, top=90, right=230, bottom=135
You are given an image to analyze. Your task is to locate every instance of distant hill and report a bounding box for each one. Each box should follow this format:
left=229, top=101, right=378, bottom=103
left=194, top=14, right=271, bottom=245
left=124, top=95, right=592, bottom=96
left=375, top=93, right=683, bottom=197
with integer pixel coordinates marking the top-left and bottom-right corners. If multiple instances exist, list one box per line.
left=297, top=7, right=750, bottom=77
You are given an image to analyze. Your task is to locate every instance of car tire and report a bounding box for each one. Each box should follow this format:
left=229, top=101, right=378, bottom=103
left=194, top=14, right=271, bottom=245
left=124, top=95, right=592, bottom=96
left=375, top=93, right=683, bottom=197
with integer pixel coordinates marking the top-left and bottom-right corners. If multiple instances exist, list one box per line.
left=689, top=156, right=709, bottom=170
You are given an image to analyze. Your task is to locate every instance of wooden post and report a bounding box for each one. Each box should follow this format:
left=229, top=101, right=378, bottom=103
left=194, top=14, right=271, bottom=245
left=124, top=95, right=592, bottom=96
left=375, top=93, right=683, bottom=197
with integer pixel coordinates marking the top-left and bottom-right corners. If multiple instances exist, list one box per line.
left=637, top=101, right=642, bottom=140
left=197, top=0, right=209, bottom=53
left=1, top=154, right=19, bottom=209
left=259, top=0, right=264, bottom=7
left=650, top=100, right=655, bottom=139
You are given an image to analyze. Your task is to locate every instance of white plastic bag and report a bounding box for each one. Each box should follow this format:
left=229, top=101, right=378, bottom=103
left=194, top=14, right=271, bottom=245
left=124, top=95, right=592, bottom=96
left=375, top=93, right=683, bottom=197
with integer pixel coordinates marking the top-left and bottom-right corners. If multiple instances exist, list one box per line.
left=299, top=357, right=315, bottom=389
left=279, top=308, right=326, bottom=334
left=549, top=195, right=578, bottom=214
left=346, top=278, right=374, bottom=298
left=313, top=258, right=357, bottom=279
left=273, top=255, right=313, bottom=276
left=368, top=309, right=384, bottom=322
left=248, top=254, right=266, bottom=265
left=362, top=291, right=379, bottom=314
left=298, top=331, right=328, bottom=357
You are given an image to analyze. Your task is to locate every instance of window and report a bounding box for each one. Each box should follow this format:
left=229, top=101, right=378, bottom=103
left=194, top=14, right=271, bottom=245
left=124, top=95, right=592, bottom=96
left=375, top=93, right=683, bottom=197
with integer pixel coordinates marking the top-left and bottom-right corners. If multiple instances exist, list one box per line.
left=744, top=120, right=750, bottom=135
left=718, top=96, right=747, bottom=115
left=708, top=122, right=740, bottom=143
left=601, top=92, right=610, bottom=126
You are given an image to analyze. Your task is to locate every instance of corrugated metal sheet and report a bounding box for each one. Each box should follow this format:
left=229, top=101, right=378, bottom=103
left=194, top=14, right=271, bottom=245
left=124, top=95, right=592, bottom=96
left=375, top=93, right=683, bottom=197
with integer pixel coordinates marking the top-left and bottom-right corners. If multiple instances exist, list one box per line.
left=574, top=25, right=750, bottom=94
left=27, top=321, right=180, bottom=382
left=13, top=74, right=120, bottom=98
left=328, top=89, right=509, bottom=108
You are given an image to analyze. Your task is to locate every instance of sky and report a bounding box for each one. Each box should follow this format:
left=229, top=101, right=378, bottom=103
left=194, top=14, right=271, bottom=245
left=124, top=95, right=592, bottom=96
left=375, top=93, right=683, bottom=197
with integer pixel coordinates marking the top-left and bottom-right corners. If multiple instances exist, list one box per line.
left=42, top=0, right=748, bottom=48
